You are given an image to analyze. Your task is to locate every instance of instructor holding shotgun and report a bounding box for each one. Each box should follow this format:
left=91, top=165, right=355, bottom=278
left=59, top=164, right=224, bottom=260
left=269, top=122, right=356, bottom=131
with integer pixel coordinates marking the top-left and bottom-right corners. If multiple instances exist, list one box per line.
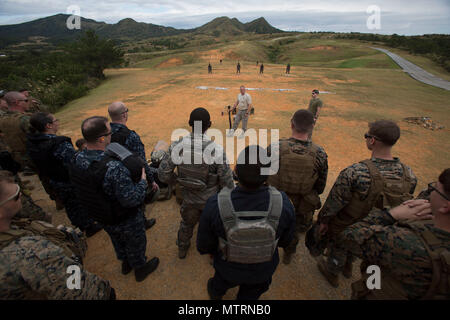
left=227, top=86, right=253, bottom=138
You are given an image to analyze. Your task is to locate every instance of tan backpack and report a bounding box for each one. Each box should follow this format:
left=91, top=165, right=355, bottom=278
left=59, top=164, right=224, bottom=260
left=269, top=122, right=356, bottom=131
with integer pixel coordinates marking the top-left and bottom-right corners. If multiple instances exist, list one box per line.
left=330, top=159, right=414, bottom=235
left=352, top=221, right=449, bottom=300
left=267, top=139, right=319, bottom=195
left=0, top=219, right=87, bottom=264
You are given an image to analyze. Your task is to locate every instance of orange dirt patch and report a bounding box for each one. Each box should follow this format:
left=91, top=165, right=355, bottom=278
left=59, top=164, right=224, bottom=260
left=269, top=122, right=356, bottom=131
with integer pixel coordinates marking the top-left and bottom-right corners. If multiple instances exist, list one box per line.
left=39, top=60, right=448, bottom=300
left=156, top=58, right=183, bottom=68
left=305, top=46, right=336, bottom=51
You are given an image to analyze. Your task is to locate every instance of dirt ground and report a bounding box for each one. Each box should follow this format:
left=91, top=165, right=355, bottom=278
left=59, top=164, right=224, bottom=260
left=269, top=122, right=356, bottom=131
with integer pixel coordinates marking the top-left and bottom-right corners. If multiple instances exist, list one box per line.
left=28, top=52, right=450, bottom=300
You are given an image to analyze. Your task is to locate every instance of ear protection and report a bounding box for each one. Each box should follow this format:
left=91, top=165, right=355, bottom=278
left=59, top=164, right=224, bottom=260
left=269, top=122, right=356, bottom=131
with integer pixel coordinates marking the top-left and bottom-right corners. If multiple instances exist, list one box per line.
left=99, top=137, right=105, bottom=142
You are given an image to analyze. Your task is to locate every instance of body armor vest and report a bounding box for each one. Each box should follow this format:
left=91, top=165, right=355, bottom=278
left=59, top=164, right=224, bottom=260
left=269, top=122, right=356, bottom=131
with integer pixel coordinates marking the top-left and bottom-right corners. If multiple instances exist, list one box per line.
left=217, top=186, right=283, bottom=264
left=329, top=159, right=413, bottom=235
left=26, top=134, right=72, bottom=182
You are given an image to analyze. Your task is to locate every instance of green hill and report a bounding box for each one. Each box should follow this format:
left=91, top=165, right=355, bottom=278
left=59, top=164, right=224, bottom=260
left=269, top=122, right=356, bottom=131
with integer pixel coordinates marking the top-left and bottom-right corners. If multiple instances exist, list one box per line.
left=0, top=14, right=283, bottom=48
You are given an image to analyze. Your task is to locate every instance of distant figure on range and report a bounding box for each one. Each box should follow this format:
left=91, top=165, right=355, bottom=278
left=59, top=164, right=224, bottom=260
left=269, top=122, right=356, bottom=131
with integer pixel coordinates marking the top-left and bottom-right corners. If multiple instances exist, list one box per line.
left=307, top=89, right=323, bottom=139
left=259, top=63, right=264, bottom=74
left=228, top=86, right=253, bottom=138
left=208, top=63, right=212, bottom=74
left=286, top=63, right=291, bottom=74
left=236, top=62, right=241, bottom=74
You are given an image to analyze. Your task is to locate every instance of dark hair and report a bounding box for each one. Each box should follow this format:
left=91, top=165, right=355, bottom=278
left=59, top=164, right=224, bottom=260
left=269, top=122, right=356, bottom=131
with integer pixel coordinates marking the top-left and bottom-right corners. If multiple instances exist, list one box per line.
left=81, top=116, right=109, bottom=143
left=292, top=109, right=314, bottom=133
left=439, top=168, right=450, bottom=197
left=368, top=120, right=400, bottom=146
left=189, top=107, right=211, bottom=133
left=235, top=145, right=269, bottom=189
left=75, top=138, right=87, bottom=150
left=29, top=112, right=53, bottom=133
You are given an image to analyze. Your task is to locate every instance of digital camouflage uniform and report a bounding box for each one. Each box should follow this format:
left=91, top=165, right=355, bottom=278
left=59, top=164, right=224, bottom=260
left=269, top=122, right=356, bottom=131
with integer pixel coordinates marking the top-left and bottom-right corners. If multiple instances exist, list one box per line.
left=0, top=110, right=33, bottom=170
left=72, top=149, right=148, bottom=269
left=0, top=135, right=47, bottom=222
left=342, top=208, right=450, bottom=300
left=318, top=157, right=417, bottom=276
left=28, top=133, right=95, bottom=230
left=0, top=220, right=112, bottom=300
left=158, top=133, right=234, bottom=251
left=267, top=138, right=328, bottom=255
left=308, top=97, right=323, bottom=119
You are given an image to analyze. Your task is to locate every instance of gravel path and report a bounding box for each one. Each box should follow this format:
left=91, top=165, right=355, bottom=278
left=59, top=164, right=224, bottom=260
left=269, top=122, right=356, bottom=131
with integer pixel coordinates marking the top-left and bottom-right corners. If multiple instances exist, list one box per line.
left=372, top=47, right=450, bottom=91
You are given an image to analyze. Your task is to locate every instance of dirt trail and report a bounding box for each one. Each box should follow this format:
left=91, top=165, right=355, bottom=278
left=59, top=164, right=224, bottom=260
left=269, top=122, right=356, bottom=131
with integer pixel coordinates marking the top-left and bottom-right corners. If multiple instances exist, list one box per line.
left=33, top=57, right=447, bottom=299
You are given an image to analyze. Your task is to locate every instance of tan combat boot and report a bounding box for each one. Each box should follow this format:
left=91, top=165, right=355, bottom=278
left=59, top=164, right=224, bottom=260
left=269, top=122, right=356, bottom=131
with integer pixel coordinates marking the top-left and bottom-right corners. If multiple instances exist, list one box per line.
left=317, top=257, right=339, bottom=288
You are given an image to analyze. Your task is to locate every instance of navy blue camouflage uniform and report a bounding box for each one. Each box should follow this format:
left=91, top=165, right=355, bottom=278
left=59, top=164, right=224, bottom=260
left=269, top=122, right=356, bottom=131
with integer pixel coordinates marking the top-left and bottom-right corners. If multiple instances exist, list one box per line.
left=197, top=185, right=296, bottom=300
left=110, top=122, right=155, bottom=182
left=37, top=134, right=94, bottom=230
left=72, top=149, right=148, bottom=269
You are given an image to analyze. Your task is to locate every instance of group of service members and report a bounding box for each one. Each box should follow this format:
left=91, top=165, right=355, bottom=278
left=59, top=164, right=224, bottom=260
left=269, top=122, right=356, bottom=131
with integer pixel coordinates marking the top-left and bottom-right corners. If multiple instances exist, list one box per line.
left=0, top=88, right=448, bottom=300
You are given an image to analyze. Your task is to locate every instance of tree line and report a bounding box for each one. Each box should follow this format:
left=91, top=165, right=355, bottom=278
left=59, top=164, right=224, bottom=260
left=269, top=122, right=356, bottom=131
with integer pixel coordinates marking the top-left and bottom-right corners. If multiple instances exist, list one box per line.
left=337, top=33, right=450, bottom=72
left=0, top=30, right=124, bottom=112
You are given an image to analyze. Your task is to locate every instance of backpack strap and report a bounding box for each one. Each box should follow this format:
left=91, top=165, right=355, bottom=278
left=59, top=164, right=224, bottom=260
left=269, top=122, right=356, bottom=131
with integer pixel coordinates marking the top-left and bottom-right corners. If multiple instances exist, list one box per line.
left=218, top=187, right=236, bottom=233
left=267, top=186, right=283, bottom=231
left=399, top=162, right=413, bottom=194
left=361, top=159, right=384, bottom=204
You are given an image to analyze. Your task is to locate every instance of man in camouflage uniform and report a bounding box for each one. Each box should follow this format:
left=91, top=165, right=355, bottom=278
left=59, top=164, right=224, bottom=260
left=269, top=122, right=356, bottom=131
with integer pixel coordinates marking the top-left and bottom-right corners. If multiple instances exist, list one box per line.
left=0, top=171, right=115, bottom=300
left=158, top=108, right=234, bottom=259
left=0, top=130, right=48, bottom=222
left=341, top=168, right=450, bottom=300
left=72, top=116, right=159, bottom=282
left=317, top=120, right=417, bottom=287
left=0, top=91, right=34, bottom=171
left=108, top=101, right=158, bottom=229
left=27, top=112, right=101, bottom=236
left=267, top=109, right=328, bottom=264
left=308, top=89, right=323, bottom=122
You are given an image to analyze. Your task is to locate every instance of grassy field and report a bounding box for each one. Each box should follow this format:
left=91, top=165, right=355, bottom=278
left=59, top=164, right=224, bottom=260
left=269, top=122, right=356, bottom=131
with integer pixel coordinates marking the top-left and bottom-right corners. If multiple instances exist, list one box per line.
left=49, top=36, right=450, bottom=299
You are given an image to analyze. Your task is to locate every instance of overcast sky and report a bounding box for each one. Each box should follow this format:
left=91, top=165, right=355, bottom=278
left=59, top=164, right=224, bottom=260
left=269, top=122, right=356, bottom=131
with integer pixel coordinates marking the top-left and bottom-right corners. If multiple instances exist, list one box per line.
left=0, top=0, right=449, bottom=35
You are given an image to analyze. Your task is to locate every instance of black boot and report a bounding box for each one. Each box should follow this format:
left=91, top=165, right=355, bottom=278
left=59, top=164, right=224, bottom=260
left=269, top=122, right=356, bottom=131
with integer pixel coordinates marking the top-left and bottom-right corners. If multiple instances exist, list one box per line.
left=135, top=257, right=160, bottom=282
left=145, top=218, right=156, bottom=230
left=207, top=278, right=223, bottom=300
left=121, top=260, right=132, bottom=275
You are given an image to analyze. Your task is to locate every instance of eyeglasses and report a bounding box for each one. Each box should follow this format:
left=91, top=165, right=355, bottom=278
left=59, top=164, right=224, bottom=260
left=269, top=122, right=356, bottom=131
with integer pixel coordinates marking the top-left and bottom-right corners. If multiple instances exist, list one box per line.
left=121, top=108, right=129, bottom=115
left=0, top=184, right=21, bottom=206
left=428, top=182, right=450, bottom=201
left=364, top=133, right=381, bottom=141
left=97, top=131, right=112, bottom=139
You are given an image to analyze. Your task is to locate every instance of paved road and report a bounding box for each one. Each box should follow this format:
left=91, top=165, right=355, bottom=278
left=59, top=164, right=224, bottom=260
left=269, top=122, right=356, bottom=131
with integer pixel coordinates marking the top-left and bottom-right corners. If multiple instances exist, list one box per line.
left=372, top=47, right=450, bottom=91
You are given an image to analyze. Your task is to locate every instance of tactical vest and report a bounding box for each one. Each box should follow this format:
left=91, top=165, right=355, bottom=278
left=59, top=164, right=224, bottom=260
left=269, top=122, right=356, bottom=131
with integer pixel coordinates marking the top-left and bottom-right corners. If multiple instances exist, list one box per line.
left=0, top=219, right=87, bottom=264
left=217, top=186, right=283, bottom=264
left=177, top=140, right=215, bottom=191
left=0, top=112, right=30, bottom=165
left=267, top=139, right=319, bottom=195
left=110, top=124, right=132, bottom=146
left=352, top=220, right=450, bottom=300
left=26, top=134, right=72, bottom=182
left=329, top=159, right=413, bottom=235
left=69, top=143, right=144, bottom=225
